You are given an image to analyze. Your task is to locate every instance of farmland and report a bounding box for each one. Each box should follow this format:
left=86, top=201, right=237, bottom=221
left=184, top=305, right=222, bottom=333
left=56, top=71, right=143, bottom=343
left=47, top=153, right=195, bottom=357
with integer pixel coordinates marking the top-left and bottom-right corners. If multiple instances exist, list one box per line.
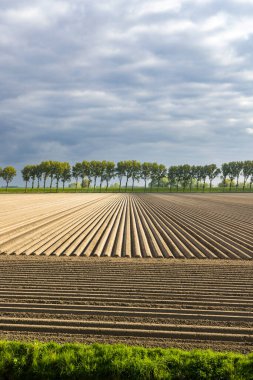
left=0, top=257, right=252, bottom=353
left=0, top=194, right=252, bottom=352
left=0, top=193, right=253, bottom=258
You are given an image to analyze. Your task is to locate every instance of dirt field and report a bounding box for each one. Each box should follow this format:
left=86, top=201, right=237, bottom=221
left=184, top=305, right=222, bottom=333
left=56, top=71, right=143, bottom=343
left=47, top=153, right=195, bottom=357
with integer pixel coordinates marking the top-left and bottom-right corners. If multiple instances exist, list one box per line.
left=0, top=257, right=252, bottom=352
left=0, top=193, right=253, bottom=258
left=0, top=194, right=252, bottom=351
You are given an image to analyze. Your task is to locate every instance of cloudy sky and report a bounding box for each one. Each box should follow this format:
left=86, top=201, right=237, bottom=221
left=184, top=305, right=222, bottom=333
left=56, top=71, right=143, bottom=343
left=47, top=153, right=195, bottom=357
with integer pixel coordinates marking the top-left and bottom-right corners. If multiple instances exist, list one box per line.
left=1, top=0, right=253, bottom=175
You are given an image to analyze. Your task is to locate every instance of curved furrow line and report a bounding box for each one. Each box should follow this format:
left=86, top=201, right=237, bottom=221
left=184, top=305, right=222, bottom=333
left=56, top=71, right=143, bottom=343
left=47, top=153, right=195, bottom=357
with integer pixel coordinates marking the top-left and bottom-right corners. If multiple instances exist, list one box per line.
left=0, top=195, right=110, bottom=236
left=152, top=194, right=253, bottom=231
left=0, top=195, right=113, bottom=253
left=37, top=196, right=122, bottom=256
left=151, top=195, right=253, bottom=248
left=149, top=195, right=253, bottom=253
left=3, top=196, right=118, bottom=255
left=138, top=195, right=252, bottom=259
left=0, top=304, right=252, bottom=322
left=135, top=196, right=222, bottom=258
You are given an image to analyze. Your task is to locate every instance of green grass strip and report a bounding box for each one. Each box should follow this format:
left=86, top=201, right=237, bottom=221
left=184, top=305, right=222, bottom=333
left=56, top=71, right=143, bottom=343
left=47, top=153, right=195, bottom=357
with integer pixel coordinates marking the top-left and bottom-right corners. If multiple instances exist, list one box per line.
left=0, top=341, right=252, bottom=379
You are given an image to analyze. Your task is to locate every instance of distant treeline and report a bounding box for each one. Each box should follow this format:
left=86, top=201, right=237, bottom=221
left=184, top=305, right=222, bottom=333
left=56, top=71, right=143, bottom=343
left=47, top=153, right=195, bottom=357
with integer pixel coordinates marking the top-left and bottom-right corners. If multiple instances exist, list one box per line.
left=1, top=160, right=253, bottom=191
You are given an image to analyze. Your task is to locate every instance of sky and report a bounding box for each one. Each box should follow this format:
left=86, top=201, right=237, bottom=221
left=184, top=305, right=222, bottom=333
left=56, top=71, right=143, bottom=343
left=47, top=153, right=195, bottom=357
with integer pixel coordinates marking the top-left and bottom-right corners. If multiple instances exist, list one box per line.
left=1, top=0, right=253, bottom=179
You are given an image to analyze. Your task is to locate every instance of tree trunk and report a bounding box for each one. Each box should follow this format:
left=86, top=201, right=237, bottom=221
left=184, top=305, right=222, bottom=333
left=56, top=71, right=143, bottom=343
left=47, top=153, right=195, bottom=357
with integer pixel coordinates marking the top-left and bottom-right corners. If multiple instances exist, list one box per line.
left=56, top=180, right=59, bottom=192
left=209, top=180, right=212, bottom=191
left=50, top=177, right=53, bottom=190
left=32, top=179, right=34, bottom=189
left=144, top=179, right=147, bottom=192
left=119, top=178, right=122, bottom=192
left=125, top=178, right=128, bottom=192
left=5, top=182, right=8, bottom=192
left=106, top=180, right=109, bottom=192
left=43, top=177, right=46, bottom=190
left=25, top=181, right=28, bottom=193
left=229, top=180, right=232, bottom=191
left=132, top=179, right=134, bottom=192
left=63, top=182, right=65, bottom=190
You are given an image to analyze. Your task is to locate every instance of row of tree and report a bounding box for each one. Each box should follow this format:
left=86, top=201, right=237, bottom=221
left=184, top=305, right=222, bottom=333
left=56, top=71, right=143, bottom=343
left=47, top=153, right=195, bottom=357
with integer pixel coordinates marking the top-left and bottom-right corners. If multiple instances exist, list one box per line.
left=1, top=160, right=253, bottom=191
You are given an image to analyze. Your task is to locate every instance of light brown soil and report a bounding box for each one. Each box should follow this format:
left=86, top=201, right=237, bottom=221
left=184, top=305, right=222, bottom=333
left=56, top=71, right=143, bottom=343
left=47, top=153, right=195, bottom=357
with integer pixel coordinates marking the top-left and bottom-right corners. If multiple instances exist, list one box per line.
left=0, top=193, right=253, bottom=258
left=0, top=257, right=252, bottom=353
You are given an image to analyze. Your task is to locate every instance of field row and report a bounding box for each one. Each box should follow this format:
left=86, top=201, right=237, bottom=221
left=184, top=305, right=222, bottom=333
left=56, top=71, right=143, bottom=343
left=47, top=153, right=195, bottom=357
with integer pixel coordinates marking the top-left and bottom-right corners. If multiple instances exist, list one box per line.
left=0, top=193, right=253, bottom=258
left=0, top=257, right=252, bottom=352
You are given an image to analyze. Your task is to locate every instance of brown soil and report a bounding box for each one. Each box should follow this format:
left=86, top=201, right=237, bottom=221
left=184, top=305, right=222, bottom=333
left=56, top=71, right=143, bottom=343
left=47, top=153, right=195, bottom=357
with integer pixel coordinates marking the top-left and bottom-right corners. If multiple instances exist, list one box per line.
left=0, top=256, right=252, bottom=352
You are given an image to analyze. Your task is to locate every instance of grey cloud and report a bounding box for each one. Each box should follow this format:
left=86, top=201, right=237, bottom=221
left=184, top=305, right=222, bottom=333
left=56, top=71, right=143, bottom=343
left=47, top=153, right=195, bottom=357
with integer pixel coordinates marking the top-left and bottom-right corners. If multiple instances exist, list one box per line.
left=0, top=0, right=253, bottom=185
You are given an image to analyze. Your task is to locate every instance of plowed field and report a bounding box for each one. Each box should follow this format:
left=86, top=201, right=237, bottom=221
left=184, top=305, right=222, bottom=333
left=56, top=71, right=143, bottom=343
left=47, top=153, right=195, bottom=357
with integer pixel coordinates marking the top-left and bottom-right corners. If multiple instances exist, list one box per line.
left=0, top=257, right=252, bottom=352
left=0, top=193, right=253, bottom=259
left=0, top=194, right=252, bottom=351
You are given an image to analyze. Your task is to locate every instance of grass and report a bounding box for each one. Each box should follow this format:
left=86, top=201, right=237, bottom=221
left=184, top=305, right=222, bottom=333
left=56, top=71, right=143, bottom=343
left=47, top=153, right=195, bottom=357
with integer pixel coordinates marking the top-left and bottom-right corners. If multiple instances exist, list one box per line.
left=0, top=341, right=252, bottom=380
left=0, top=186, right=253, bottom=194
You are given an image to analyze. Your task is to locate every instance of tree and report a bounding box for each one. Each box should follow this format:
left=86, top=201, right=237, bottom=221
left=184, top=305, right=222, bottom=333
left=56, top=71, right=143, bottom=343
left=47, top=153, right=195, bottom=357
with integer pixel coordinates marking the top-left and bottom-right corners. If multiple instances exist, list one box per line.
left=180, top=164, right=191, bottom=192
left=155, top=164, right=167, bottom=191
left=21, top=165, right=32, bottom=192
left=149, top=163, right=159, bottom=191
left=205, top=164, right=220, bottom=191
left=49, top=161, right=56, bottom=190
left=90, top=161, right=101, bottom=190
left=226, top=161, right=240, bottom=191
left=2, top=166, right=16, bottom=191
left=194, top=166, right=204, bottom=191
left=242, top=161, right=253, bottom=191
left=35, top=164, right=43, bottom=189
left=116, top=161, right=126, bottom=192
left=168, top=166, right=178, bottom=191
left=189, top=166, right=196, bottom=192
left=98, top=161, right=107, bottom=192
left=72, top=163, right=83, bottom=192
left=141, top=162, right=152, bottom=191
left=104, top=161, right=115, bottom=191
left=232, top=161, right=244, bottom=190
left=200, top=166, right=208, bottom=192
left=124, top=161, right=133, bottom=191
left=54, top=162, right=63, bottom=192
left=27, top=165, right=37, bottom=189
left=81, top=161, right=91, bottom=189
left=61, top=162, right=71, bottom=190
left=130, top=160, right=141, bottom=191
left=221, top=163, right=230, bottom=192
left=40, top=161, right=52, bottom=189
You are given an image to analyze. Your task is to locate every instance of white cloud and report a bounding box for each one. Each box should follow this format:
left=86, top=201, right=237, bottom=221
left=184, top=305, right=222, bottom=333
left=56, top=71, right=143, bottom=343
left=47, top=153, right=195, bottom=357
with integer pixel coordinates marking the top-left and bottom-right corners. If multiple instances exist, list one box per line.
left=3, top=2, right=70, bottom=27
left=131, top=0, right=182, bottom=17
left=246, top=128, right=253, bottom=134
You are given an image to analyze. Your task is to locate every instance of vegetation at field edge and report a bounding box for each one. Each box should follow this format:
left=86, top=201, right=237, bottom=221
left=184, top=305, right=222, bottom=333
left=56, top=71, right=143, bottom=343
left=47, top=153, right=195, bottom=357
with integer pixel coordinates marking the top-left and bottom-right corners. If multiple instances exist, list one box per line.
left=1, top=160, right=253, bottom=192
left=0, top=186, right=253, bottom=193
left=0, top=341, right=252, bottom=380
